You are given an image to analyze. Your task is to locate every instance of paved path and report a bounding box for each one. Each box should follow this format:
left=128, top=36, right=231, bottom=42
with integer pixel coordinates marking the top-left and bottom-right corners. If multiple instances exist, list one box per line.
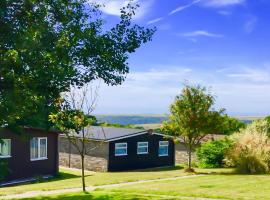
left=0, top=175, right=206, bottom=200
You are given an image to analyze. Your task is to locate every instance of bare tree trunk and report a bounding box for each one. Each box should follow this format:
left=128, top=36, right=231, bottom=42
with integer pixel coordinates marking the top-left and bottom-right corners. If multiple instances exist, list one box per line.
left=81, top=131, right=86, bottom=192
left=68, top=141, right=71, bottom=168
left=81, top=154, right=86, bottom=192
left=188, top=145, right=192, bottom=170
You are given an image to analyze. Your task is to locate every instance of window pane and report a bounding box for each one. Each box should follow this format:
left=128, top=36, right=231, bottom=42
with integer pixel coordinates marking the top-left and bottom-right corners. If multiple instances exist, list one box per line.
left=160, top=141, right=168, bottom=146
left=30, top=138, right=39, bottom=159
left=115, top=148, right=127, bottom=155
left=138, top=147, right=148, bottom=154
left=137, top=142, right=148, bottom=154
left=40, top=138, right=47, bottom=158
left=138, top=142, right=148, bottom=147
left=159, top=141, right=169, bottom=156
left=0, top=139, right=11, bottom=157
left=115, top=143, right=127, bottom=148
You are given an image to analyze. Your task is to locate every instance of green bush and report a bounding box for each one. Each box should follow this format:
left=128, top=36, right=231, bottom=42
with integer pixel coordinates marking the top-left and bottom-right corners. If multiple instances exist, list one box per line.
left=196, top=139, right=233, bottom=168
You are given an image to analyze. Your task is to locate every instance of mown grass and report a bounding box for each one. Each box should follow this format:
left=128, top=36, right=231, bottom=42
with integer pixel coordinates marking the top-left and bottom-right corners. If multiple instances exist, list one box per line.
left=0, top=165, right=214, bottom=196
left=15, top=191, right=182, bottom=200
left=107, top=173, right=270, bottom=200
left=13, top=172, right=270, bottom=200
left=5, top=167, right=270, bottom=200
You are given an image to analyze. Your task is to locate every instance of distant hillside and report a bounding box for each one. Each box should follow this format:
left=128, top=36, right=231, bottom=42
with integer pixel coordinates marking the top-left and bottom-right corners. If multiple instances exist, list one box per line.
left=96, top=115, right=264, bottom=126
left=96, top=115, right=168, bottom=125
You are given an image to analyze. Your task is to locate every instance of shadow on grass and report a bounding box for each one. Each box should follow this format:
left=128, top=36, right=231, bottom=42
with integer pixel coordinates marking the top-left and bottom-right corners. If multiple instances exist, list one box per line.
left=22, top=191, right=151, bottom=200
left=194, top=168, right=270, bottom=176
left=112, top=165, right=184, bottom=173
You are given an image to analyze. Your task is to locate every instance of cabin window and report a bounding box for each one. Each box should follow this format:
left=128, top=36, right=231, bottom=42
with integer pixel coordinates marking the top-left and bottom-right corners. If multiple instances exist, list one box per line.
left=30, top=137, right=47, bottom=161
left=0, top=139, right=11, bottom=158
left=137, top=142, right=148, bottom=154
left=159, top=141, right=169, bottom=156
left=115, top=143, right=127, bottom=156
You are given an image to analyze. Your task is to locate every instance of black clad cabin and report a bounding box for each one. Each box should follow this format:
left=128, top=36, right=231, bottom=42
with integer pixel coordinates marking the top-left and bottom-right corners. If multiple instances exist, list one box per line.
left=59, top=127, right=175, bottom=171
left=0, top=127, right=59, bottom=185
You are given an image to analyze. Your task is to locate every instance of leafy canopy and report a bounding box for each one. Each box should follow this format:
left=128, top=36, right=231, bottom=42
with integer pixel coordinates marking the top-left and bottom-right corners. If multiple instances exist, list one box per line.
left=162, top=85, right=224, bottom=142
left=0, top=0, right=155, bottom=128
left=162, top=84, right=225, bottom=170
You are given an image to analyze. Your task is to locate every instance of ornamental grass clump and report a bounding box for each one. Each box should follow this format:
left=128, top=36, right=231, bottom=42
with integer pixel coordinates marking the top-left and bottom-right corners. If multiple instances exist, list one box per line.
left=227, top=118, right=270, bottom=174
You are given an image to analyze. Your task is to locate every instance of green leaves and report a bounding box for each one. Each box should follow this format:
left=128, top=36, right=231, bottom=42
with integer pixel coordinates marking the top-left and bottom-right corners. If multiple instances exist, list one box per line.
left=49, top=110, right=95, bottom=134
left=196, top=139, right=233, bottom=168
left=0, top=0, right=155, bottom=128
left=163, top=84, right=224, bottom=140
left=162, top=84, right=225, bottom=169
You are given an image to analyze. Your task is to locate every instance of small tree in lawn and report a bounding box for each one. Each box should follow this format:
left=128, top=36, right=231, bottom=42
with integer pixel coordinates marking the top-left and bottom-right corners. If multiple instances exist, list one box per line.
left=49, top=84, right=104, bottom=191
left=162, top=84, right=224, bottom=172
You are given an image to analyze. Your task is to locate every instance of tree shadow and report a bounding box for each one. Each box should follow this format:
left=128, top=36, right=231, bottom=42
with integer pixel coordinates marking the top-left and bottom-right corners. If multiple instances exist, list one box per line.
left=194, top=168, right=270, bottom=176
left=113, top=165, right=184, bottom=173
left=49, top=171, right=94, bottom=182
left=21, top=191, right=148, bottom=200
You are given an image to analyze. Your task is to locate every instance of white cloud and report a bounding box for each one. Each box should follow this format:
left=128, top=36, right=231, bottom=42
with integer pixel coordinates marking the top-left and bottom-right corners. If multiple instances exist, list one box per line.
left=244, top=16, right=257, bottom=34
left=88, top=0, right=153, bottom=19
left=226, top=67, right=270, bottom=82
left=169, top=0, right=245, bottom=15
left=147, top=17, right=164, bottom=25
left=169, top=0, right=201, bottom=15
left=201, top=0, right=246, bottom=7
left=92, top=65, right=270, bottom=115
left=179, top=30, right=224, bottom=38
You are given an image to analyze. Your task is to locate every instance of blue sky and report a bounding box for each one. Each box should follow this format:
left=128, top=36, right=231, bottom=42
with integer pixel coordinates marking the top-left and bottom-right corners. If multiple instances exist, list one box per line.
left=90, top=0, right=270, bottom=116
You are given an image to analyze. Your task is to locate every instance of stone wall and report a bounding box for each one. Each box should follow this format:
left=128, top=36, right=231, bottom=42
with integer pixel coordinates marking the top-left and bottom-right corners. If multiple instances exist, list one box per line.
left=59, top=152, right=108, bottom=172
left=59, top=136, right=109, bottom=172
left=175, top=143, right=197, bottom=164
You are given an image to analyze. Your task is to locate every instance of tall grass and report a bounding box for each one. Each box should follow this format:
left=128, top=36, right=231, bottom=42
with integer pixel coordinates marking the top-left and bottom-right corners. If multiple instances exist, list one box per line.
left=227, top=118, right=270, bottom=174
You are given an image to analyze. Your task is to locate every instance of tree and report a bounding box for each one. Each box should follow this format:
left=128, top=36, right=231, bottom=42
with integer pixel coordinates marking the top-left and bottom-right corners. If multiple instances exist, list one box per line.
left=49, top=84, right=104, bottom=191
left=0, top=0, right=155, bottom=129
left=162, top=85, right=224, bottom=171
left=219, top=115, right=246, bottom=135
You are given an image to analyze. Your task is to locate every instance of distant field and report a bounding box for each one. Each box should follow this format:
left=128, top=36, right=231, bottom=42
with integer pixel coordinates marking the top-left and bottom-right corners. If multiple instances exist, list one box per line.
left=135, top=123, right=162, bottom=130
left=96, top=115, right=266, bottom=126
left=96, top=115, right=168, bottom=125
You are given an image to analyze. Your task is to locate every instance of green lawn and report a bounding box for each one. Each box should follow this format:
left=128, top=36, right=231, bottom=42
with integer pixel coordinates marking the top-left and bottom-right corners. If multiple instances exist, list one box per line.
left=107, top=174, right=270, bottom=200
left=3, top=167, right=269, bottom=200
left=15, top=191, right=183, bottom=200
left=11, top=170, right=270, bottom=200
left=0, top=165, right=212, bottom=196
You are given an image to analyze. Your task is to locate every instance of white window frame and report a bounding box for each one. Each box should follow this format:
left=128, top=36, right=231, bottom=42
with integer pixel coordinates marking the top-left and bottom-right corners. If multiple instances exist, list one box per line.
left=30, top=137, right=48, bottom=161
left=0, top=139, right=11, bottom=158
left=137, top=142, right=148, bottom=155
left=115, top=143, right=127, bottom=156
left=158, top=141, right=169, bottom=157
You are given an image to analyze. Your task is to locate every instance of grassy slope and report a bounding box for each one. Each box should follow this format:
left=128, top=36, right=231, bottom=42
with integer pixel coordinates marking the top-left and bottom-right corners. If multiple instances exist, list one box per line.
left=0, top=166, right=192, bottom=196
left=18, top=173, right=270, bottom=200
left=110, top=174, right=270, bottom=200
left=16, top=191, right=176, bottom=200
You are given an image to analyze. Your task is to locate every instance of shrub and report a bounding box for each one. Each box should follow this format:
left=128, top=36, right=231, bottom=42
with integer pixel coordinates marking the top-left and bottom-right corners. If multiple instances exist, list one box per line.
left=227, top=118, right=270, bottom=174
left=196, top=139, right=233, bottom=168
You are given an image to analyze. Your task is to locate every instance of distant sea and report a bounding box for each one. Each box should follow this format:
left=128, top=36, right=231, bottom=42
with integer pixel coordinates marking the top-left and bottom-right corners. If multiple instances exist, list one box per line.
left=96, top=115, right=255, bottom=125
